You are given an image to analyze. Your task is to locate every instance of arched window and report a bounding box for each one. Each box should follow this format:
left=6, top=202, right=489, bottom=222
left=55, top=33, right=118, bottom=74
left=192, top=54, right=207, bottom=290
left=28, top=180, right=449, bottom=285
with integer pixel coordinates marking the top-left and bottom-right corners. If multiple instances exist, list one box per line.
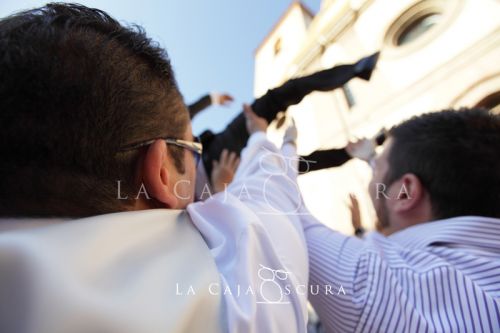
left=396, top=12, right=442, bottom=46
left=383, top=0, right=462, bottom=53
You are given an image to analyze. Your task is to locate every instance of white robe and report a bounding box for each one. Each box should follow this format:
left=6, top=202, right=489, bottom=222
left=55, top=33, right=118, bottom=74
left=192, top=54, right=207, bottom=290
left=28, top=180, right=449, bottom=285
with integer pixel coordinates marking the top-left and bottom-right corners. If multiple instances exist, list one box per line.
left=188, top=132, right=309, bottom=332
left=0, top=209, right=222, bottom=333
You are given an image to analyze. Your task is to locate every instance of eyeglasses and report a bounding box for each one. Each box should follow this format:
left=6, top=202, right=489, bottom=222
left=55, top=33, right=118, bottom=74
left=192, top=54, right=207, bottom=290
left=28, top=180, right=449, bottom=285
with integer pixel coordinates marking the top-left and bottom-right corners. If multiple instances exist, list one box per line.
left=119, top=137, right=203, bottom=166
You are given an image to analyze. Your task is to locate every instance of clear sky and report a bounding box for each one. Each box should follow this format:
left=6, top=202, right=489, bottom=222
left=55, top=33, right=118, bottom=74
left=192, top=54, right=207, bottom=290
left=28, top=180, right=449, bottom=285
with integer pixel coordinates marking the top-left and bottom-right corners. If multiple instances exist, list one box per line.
left=0, top=0, right=320, bottom=135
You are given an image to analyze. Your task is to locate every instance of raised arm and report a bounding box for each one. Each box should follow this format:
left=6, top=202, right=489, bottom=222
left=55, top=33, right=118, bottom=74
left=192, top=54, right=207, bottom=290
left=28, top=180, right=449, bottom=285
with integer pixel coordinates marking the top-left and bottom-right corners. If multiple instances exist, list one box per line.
left=187, top=94, right=211, bottom=118
left=188, top=92, right=234, bottom=119
left=300, top=215, right=371, bottom=332
left=187, top=105, right=309, bottom=332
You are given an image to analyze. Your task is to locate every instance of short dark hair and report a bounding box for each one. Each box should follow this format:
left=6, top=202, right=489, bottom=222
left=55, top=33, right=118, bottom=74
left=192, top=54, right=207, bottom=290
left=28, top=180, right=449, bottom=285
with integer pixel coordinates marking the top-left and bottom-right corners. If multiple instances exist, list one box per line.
left=0, top=3, right=189, bottom=217
left=385, top=108, right=500, bottom=219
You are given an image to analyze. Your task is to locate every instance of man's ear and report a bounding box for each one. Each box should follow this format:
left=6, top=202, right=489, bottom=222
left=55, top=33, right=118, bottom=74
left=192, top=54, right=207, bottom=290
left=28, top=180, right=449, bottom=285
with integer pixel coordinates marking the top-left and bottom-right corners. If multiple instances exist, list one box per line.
left=142, top=139, right=178, bottom=208
left=391, top=173, right=424, bottom=213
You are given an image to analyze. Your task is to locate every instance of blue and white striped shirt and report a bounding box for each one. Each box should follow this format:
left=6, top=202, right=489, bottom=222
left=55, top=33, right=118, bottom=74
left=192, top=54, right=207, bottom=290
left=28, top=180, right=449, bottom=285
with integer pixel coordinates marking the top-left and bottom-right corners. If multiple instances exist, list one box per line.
left=304, top=216, right=500, bottom=332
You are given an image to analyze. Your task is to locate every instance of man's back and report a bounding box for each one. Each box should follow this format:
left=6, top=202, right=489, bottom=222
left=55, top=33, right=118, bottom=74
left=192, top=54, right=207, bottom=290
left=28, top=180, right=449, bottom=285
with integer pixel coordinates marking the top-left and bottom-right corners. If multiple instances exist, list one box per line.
left=0, top=209, right=222, bottom=333
left=304, top=215, right=500, bottom=332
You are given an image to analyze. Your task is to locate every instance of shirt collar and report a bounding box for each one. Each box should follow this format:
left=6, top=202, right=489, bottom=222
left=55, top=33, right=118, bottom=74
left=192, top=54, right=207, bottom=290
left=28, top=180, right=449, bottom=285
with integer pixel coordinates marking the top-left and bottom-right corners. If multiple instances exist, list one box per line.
left=389, top=216, right=500, bottom=252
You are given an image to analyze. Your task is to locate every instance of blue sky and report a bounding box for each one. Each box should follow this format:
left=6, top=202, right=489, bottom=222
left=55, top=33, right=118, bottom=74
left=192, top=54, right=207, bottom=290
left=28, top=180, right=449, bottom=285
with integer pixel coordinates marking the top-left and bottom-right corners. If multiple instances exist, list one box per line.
left=0, top=0, right=320, bottom=135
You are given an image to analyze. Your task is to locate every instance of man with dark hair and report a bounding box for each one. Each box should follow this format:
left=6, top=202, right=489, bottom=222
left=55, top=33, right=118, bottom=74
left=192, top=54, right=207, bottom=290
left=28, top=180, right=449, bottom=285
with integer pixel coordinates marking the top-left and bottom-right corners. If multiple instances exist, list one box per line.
left=0, top=2, right=190, bottom=217
left=302, top=108, right=500, bottom=332
left=375, top=108, right=500, bottom=229
left=0, top=4, right=309, bottom=332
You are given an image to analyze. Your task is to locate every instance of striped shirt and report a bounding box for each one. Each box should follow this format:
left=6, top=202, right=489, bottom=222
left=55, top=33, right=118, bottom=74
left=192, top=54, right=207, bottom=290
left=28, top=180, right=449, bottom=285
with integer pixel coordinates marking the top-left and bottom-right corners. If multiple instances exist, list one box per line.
left=304, top=216, right=500, bottom=332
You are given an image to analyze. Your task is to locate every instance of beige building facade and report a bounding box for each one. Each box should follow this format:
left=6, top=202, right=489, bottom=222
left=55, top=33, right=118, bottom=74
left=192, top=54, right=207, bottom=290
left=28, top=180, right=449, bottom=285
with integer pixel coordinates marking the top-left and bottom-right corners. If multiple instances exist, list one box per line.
left=254, top=0, right=500, bottom=233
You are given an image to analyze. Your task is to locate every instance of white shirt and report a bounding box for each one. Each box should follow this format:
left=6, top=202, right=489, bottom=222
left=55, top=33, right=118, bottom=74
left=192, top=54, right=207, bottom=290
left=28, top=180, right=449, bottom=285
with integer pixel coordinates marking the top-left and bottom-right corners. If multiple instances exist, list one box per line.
left=303, top=215, right=500, bottom=332
left=188, top=131, right=309, bottom=332
left=0, top=209, right=223, bottom=333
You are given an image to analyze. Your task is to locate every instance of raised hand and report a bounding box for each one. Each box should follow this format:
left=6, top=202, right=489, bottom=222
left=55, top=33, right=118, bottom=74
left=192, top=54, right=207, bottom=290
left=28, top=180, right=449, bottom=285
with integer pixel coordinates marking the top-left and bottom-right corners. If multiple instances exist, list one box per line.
left=214, top=93, right=234, bottom=106
left=348, top=193, right=362, bottom=231
left=282, top=117, right=298, bottom=147
left=243, top=103, right=268, bottom=135
left=346, top=137, right=376, bottom=162
left=211, top=149, right=240, bottom=193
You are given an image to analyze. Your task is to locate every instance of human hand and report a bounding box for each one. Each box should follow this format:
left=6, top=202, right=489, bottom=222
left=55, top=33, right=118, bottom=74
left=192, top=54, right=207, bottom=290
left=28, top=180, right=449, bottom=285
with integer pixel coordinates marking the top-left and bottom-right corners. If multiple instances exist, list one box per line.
left=243, top=103, right=268, bottom=135
left=211, top=149, right=240, bottom=193
left=211, top=92, right=234, bottom=106
left=346, top=137, right=376, bottom=162
left=282, top=117, right=297, bottom=147
left=217, top=93, right=234, bottom=106
left=348, top=193, right=363, bottom=231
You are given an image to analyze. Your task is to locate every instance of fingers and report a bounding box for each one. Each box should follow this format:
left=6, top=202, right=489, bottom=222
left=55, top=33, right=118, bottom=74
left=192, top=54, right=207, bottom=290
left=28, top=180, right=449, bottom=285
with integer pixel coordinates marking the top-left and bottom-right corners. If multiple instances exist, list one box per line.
left=243, top=103, right=252, bottom=118
left=227, top=151, right=239, bottom=169
left=221, top=94, right=234, bottom=102
left=244, top=103, right=269, bottom=134
left=347, top=140, right=360, bottom=148
left=228, top=151, right=236, bottom=166
left=346, top=140, right=364, bottom=157
left=219, top=149, right=229, bottom=164
left=243, top=103, right=255, bottom=118
left=219, top=94, right=234, bottom=106
left=218, top=149, right=240, bottom=170
left=347, top=193, right=354, bottom=207
left=233, top=158, right=240, bottom=171
left=211, top=149, right=240, bottom=192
